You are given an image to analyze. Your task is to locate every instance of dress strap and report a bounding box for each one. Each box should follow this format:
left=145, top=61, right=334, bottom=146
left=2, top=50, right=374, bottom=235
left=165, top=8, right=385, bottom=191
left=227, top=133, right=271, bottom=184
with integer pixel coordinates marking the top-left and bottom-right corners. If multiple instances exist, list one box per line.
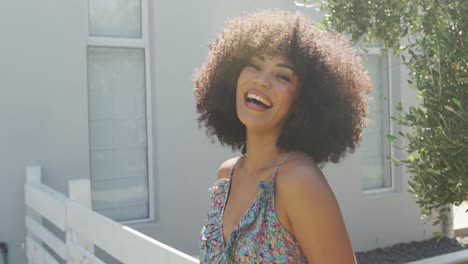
left=229, top=155, right=244, bottom=180
left=271, top=153, right=292, bottom=180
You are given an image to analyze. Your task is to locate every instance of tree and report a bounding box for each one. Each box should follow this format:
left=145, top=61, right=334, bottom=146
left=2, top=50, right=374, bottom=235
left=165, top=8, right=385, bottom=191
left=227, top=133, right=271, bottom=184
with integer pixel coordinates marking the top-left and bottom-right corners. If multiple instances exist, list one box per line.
left=315, top=0, right=467, bottom=232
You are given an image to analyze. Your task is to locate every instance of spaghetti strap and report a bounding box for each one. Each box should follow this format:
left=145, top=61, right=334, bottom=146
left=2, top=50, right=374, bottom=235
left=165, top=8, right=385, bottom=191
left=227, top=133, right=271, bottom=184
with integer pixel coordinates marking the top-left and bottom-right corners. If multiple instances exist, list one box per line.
left=229, top=155, right=244, bottom=180
left=271, top=153, right=292, bottom=180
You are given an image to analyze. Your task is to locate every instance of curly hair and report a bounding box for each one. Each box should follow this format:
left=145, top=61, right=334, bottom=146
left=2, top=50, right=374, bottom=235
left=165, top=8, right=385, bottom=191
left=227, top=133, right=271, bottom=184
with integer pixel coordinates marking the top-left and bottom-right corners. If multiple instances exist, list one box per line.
left=194, top=10, right=372, bottom=164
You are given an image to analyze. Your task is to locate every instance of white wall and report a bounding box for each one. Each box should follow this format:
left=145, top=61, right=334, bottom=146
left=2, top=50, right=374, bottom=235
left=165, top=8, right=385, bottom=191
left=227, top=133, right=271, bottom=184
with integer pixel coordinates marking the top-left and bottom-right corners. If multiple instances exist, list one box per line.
left=0, top=1, right=88, bottom=263
left=0, top=0, right=439, bottom=263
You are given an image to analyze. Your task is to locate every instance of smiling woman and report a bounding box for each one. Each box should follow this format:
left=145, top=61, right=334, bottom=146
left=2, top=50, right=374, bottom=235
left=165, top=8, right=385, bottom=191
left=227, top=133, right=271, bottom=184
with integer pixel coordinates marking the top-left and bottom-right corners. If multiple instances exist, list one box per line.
left=236, top=55, right=300, bottom=132
left=194, top=10, right=372, bottom=263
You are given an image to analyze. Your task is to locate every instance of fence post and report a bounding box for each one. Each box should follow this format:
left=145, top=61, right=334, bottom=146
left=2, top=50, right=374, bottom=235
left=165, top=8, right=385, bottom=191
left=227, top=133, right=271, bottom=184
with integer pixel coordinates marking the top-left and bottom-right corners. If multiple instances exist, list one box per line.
left=25, top=166, right=43, bottom=264
left=66, top=179, right=94, bottom=263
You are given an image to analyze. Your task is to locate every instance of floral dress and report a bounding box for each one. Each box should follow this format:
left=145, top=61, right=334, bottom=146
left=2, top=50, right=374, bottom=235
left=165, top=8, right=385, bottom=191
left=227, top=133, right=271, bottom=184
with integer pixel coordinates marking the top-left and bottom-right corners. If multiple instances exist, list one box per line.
left=199, top=155, right=308, bottom=263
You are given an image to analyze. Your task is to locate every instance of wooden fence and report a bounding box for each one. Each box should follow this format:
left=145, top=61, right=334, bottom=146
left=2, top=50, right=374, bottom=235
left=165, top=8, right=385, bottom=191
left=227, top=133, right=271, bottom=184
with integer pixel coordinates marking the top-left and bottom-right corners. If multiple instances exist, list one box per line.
left=24, top=166, right=199, bottom=264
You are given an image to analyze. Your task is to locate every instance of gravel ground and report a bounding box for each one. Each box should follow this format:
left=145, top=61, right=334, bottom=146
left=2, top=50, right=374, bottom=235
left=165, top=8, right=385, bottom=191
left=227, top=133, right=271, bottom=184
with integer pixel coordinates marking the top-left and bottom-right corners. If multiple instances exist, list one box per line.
left=356, top=236, right=468, bottom=264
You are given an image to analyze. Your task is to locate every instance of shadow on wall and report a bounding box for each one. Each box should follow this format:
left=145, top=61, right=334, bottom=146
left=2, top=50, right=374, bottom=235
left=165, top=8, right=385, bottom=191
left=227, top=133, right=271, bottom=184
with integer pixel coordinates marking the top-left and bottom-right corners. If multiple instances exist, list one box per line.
left=0, top=242, right=8, bottom=264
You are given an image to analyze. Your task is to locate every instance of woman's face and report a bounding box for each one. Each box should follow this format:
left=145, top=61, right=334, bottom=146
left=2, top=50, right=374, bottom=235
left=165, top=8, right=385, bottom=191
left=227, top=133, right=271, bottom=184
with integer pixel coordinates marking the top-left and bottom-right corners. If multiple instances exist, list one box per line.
left=236, top=55, right=300, bottom=133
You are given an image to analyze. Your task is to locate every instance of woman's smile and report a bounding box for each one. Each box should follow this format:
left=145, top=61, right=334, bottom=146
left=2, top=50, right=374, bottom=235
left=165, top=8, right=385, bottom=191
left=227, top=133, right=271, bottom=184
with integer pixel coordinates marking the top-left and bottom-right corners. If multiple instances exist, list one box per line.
left=244, top=89, right=273, bottom=111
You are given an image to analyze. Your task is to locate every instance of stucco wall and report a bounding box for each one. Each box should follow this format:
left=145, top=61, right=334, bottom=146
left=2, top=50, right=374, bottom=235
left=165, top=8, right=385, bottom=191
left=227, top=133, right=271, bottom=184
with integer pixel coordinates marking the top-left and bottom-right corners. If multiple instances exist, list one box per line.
left=0, top=0, right=439, bottom=263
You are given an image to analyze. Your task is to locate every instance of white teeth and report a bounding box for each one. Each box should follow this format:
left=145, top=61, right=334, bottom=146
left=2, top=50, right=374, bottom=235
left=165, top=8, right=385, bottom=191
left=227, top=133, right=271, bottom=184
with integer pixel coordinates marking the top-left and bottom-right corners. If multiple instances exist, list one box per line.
left=246, top=93, right=272, bottom=107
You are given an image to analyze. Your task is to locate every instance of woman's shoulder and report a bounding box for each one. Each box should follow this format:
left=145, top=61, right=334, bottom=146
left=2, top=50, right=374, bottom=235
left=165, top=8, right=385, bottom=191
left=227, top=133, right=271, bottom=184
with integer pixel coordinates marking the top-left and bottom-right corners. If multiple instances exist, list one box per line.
left=275, top=152, right=333, bottom=200
left=279, top=152, right=324, bottom=180
left=217, top=156, right=242, bottom=180
left=275, top=152, right=355, bottom=263
left=206, top=156, right=241, bottom=196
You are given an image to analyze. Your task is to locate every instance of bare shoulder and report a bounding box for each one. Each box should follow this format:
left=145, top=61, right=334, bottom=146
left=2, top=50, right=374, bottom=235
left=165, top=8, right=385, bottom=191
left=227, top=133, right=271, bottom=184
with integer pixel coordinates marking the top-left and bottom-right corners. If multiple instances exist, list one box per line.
left=275, top=152, right=338, bottom=217
left=276, top=152, right=331, bottom=195
left=275, top=152, right=355, bottom=263
left=217, top=156, right=241, bottom=180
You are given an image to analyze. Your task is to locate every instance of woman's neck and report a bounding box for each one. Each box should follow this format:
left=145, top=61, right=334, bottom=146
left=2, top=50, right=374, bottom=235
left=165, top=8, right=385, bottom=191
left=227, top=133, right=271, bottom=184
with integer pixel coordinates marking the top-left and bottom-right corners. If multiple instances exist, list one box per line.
left=242, top=129, right=286, bottom=174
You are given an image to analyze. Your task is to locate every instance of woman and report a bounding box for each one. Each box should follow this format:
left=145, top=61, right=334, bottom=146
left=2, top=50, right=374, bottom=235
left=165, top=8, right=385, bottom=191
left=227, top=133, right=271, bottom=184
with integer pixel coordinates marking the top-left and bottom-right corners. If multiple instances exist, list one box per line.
left=194, top=10, right=372, bottom=263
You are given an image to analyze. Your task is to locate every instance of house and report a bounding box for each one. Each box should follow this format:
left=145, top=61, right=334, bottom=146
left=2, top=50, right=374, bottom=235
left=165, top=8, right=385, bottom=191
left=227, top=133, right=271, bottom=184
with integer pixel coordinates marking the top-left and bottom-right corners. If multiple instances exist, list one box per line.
left=0, top=0, right=442, bottom=263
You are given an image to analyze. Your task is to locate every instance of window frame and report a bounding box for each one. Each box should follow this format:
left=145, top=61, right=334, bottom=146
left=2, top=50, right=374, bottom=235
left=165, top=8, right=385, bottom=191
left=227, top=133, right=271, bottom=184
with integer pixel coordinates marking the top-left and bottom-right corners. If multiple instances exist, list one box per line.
left=85, top=0, right=155, bottom=224
left=360, top=48, right=396, bottom=194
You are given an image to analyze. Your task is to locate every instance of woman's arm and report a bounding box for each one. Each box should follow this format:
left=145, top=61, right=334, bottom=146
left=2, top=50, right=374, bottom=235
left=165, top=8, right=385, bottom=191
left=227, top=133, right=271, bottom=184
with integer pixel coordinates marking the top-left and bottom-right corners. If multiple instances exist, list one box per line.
left=276, top=158, right=356, bottom=264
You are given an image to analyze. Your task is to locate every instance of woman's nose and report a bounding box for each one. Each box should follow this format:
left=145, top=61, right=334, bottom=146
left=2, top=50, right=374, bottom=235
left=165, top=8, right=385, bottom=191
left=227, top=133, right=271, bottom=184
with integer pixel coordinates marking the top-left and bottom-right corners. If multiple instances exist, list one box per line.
left=254, top=72, right=270, bottom=88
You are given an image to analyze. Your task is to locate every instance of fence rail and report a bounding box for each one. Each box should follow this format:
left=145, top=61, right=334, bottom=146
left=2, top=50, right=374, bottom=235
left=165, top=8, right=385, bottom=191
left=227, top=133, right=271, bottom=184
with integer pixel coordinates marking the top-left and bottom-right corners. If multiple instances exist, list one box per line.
left=24, top=166, right=199, bottom=264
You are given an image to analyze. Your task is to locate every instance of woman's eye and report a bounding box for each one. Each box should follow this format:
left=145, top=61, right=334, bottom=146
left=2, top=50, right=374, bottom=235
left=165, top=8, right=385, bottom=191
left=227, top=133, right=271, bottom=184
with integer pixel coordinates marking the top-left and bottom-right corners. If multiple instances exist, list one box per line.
left=276, top=74, right=291, bottom=82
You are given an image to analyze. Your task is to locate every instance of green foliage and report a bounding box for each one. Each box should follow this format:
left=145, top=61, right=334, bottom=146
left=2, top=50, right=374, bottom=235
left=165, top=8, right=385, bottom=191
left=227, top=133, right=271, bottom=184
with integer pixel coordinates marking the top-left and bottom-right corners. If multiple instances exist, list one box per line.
left=317, top=0, right=467, bottom=231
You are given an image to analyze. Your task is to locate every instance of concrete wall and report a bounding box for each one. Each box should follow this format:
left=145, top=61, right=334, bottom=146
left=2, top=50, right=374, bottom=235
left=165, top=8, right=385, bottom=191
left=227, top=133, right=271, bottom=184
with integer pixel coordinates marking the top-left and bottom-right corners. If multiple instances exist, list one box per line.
left=0, top=0, right=439, bottom=263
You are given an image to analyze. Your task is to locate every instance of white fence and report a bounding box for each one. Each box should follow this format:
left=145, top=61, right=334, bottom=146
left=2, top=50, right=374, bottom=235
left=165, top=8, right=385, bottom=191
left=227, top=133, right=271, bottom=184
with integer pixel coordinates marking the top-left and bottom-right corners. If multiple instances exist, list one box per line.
left=24, top=166, right=199, bottom=264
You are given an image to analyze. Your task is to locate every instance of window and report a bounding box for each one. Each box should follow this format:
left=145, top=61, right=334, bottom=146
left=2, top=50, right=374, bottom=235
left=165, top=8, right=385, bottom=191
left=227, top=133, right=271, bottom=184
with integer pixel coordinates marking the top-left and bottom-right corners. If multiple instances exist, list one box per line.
left=86, top=0, right=153, bottom=221
left=358, top=50, right=393, bottom=191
